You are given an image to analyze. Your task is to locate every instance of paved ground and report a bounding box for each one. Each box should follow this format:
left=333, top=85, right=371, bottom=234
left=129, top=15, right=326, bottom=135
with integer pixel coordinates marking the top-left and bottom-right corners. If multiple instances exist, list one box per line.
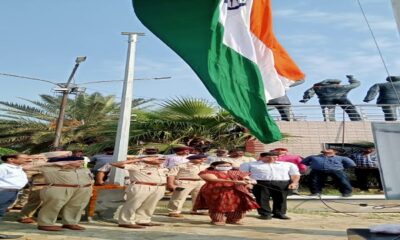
left=1, top=199, right=399, bottom=240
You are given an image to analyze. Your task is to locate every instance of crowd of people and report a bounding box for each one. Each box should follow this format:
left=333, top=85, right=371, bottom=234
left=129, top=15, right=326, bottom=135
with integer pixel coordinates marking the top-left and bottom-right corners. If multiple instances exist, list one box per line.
left=0, top=146, right=383, bottom=238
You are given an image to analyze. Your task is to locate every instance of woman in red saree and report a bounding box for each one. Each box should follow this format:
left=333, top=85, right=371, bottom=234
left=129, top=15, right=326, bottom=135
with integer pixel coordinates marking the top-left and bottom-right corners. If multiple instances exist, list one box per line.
left=193, top=161, right=259, bottom=225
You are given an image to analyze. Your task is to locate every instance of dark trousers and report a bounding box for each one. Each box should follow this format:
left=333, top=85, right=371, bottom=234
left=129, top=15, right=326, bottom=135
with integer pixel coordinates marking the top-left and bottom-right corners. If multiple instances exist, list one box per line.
left=381, top=106, right=398, bottom=121
left=0, top=190, right=19, bottom=222
left=253, top=180, right=290, bottom=216
left=320, top=99, right=362, bottom=121
left=354, top=168, right=383, bottom=190
left=275, top=106, right=292, bottom=121
left=309, top=170, right=353, bottom=195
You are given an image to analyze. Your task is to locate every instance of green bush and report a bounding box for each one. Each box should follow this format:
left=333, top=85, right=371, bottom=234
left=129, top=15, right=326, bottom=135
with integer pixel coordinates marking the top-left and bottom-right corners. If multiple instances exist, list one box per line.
left=0, top=147, right=17, bottom=156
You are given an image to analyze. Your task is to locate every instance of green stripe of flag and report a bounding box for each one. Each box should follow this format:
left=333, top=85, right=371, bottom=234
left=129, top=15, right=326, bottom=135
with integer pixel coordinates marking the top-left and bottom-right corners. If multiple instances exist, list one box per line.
left=133, top=0, right=282, bottom=143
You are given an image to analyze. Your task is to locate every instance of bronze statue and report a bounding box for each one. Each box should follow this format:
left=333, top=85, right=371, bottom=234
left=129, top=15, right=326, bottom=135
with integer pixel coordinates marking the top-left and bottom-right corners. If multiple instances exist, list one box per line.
left=363, top=76, right=400, bottom=121
left=267, top=80, right=304, bottom=121
left=300, top=75, right=362, bottom=121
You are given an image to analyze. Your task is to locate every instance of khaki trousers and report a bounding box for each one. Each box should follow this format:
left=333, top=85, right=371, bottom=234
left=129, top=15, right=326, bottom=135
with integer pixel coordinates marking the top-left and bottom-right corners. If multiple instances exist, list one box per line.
left=20, top=187, right=43, bottom=218
left=168, top=180, right=204, bottom=213
left=37, top=186, right=92, bottom=226
left=12, top=188, right=30, bottom=208
left=118, top=184, right=165, bottom=225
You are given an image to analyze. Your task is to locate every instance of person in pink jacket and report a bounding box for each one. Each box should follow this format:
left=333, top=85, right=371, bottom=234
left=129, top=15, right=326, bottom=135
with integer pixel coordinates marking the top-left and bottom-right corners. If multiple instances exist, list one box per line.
left=272, top=148, right=307, bottom=174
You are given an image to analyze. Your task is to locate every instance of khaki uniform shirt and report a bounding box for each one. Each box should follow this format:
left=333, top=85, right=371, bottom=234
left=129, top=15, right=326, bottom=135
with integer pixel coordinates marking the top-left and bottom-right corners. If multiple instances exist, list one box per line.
left=168, top=163, right=208, bottom=180
left=125, top=163, right=168, bottom=184
left=24, top=159, right=48, bottom=185
left=40, top=166, right=93, bottom=186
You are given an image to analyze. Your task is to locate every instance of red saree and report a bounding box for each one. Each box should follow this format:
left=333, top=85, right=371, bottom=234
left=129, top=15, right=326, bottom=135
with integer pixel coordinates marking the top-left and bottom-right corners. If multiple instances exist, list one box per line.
left=193, top=169, right=259, bottom=213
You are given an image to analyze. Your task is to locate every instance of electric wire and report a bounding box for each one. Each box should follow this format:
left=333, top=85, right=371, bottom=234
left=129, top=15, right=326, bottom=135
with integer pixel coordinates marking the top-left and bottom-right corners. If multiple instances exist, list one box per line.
left=0, top=72, right=58, bottom=86
left=317, top=194, right=359, bottom=217
left=356, top=0, right=400, bottom=104
left=254, top=183, right=400, bottom=217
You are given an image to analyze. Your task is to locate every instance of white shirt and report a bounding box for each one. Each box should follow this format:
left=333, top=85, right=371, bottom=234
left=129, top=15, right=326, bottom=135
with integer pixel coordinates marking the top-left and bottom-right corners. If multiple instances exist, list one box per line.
left=164, top=154, right=191, bottom=169
left=0, top=163, right=28, bottom=189
left=240, top=161, right=300, bottom=181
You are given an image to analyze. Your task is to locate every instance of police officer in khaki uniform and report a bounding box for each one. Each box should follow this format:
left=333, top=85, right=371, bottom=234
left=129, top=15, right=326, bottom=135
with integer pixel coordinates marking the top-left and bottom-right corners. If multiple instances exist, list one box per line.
left=18, top=154, right=48, bottom=223
left=167, top=154, right=208, bottom=217
left=37, top=158, right=93, bottom=231
left=111, top=156, right=168, bottom=229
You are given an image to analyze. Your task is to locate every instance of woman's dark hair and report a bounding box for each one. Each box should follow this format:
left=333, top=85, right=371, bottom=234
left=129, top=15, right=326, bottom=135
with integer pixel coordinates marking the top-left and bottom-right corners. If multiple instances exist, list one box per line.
left=1, top=154, right=21, bottom=162
left=207, top=161, right=232, bottom=170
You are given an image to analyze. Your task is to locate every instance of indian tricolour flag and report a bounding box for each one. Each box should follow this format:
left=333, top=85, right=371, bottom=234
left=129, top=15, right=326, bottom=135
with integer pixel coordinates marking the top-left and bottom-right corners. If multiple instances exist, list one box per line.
left=133, top=0, right=305, bottom=143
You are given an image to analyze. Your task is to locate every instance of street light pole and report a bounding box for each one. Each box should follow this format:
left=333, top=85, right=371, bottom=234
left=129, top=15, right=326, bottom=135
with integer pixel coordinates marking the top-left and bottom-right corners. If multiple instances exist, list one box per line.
left=109, top=32, right=144, bottom=185
left=53, top=57, right=87, bottom=149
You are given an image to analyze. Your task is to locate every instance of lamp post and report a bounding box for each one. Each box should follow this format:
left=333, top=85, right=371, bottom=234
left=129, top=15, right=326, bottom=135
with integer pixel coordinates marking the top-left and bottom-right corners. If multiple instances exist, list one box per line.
left=109, top=32, right=144, bottom=185
left=53, top=56, right=86, bottom=149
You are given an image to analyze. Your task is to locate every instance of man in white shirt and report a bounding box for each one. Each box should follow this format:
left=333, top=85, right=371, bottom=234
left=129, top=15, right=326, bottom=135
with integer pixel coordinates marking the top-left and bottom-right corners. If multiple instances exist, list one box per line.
left=240, top=152, right=300, bottom=220
left=164, top=146, right=192, bottom=169
left=90, top=147, right=114, bottom=172
left=0, top=154, right=30, bottom=239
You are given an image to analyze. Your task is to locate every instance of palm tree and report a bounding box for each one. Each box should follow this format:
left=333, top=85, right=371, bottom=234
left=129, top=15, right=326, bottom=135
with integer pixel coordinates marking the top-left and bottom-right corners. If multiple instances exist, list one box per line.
left=0, top=94, right=250, bottom=154
left=0, top=93, right=152, bottom=153
left=0, top=147, right=17, bottom=156
left=127, top=98, right=250, bottom=151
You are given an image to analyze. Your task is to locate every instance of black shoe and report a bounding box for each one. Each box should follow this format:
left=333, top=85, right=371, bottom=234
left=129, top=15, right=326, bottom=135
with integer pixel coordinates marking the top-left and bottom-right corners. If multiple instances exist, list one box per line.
left=258, top=215, right=272, bottom=220
left=272, top=214, right=291, bottom=220
left=341, top=193, right=352, bottom=197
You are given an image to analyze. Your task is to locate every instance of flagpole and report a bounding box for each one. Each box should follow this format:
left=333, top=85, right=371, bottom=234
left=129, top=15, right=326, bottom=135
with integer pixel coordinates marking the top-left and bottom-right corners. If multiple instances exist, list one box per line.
left=392, top=0, right=400, bottom=36
left=109, top=32, right=144, bottom=185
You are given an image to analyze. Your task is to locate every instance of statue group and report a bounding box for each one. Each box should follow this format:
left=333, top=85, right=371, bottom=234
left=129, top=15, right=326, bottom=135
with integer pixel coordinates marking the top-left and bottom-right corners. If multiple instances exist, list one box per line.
left=268, top=75, right=400, bottom=121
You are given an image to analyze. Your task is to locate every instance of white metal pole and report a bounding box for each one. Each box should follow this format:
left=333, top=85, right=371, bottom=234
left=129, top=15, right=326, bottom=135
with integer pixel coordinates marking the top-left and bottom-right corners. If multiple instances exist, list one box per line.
left=392, top=0, right=400, bottom=36
left=109, top=32, right=142, bottom=185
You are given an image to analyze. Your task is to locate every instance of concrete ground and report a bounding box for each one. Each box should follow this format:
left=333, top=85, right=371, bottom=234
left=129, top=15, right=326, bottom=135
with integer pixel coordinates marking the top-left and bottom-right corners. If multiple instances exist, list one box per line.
left=1, top=198, right=399, bottom=240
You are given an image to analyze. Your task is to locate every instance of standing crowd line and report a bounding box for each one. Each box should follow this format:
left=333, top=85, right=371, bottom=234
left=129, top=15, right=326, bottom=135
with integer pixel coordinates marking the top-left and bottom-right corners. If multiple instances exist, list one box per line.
left=0, top=146, right=383, bottom=238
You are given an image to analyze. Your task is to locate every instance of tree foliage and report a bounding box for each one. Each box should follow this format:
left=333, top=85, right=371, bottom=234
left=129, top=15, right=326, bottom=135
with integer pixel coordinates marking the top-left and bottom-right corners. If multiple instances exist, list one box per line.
left=0, top=94, right=249, bottom=154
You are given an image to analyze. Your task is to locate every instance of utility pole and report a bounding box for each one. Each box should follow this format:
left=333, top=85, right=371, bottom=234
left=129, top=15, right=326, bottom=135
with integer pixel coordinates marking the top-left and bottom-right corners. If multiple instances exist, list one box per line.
left=53, top=56, right=87, bottom=149
left=109, top=32, right=144, bottom=185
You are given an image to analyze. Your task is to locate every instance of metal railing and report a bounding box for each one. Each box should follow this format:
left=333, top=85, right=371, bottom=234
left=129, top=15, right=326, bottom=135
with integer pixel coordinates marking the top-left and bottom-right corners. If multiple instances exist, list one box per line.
left=267, top=104, right=400, bottom=122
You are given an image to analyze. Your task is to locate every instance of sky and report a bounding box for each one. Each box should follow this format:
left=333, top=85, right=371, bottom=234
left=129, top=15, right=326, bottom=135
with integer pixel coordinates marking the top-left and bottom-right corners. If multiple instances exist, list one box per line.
left=0, top=0, right=399, bottom=107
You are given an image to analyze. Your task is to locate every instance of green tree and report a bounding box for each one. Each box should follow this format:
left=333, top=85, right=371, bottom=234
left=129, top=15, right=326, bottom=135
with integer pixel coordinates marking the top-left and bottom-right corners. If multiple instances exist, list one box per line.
left=0, top=93, right=152, bottom=153
left=0, top=147, right=17, bottom=156
left=0, top=94, right=250, bottom=154
left=127, top=98, right=250, bottom=151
